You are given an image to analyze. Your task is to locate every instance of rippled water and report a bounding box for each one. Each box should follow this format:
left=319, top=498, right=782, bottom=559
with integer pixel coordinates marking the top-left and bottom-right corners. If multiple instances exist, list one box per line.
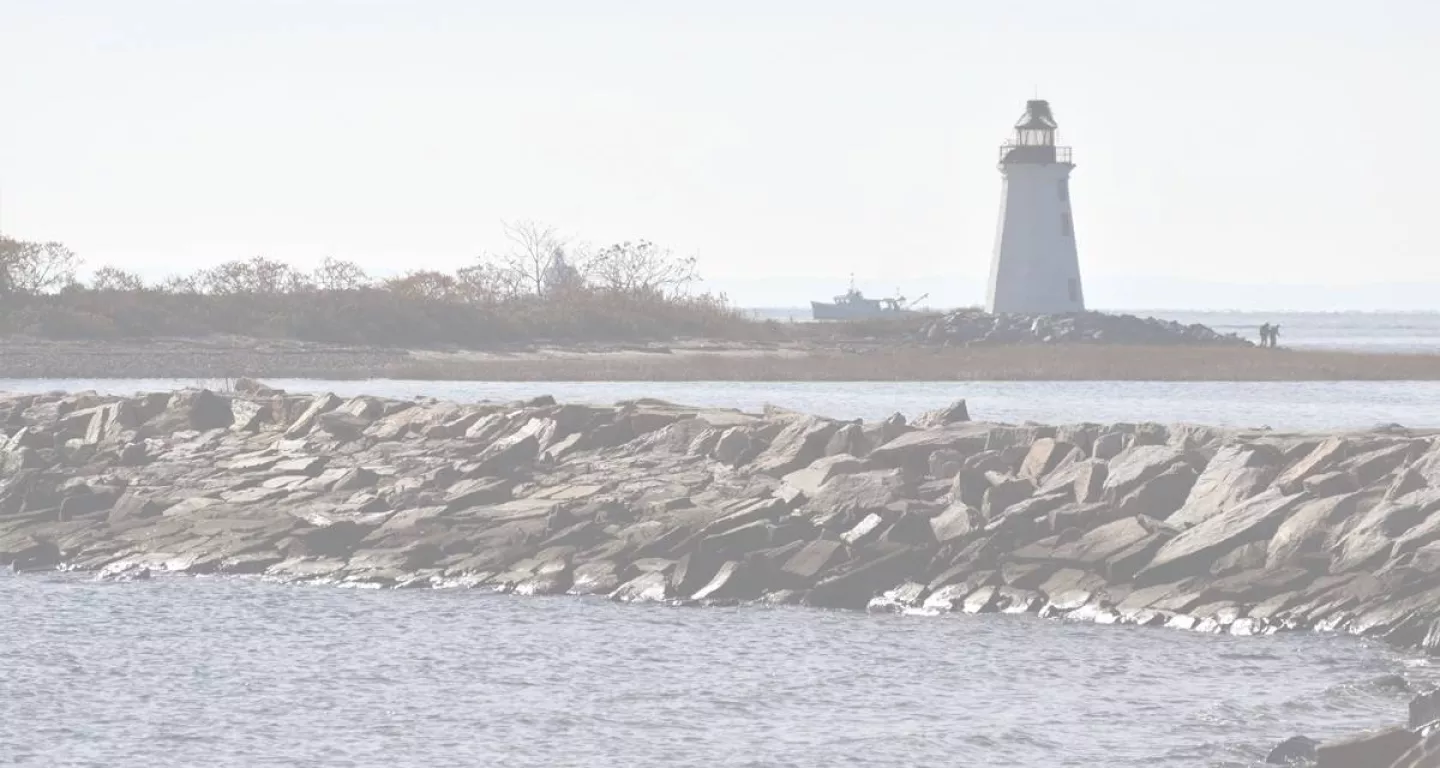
left=2, top=370, right=1435, bottom=764
left=1, top=378, right=1438, bottom=431
left=1, top=574, right=1433, bottom=767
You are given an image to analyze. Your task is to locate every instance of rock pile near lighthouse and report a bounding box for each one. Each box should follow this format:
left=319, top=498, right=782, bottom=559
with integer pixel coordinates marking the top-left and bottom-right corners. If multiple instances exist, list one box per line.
left=918, top=309, right=1251, bottom=347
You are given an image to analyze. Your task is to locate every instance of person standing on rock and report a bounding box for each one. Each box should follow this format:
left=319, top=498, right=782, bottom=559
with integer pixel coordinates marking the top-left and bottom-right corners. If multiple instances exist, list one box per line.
left=1270, top=324, right=1281, bottom=348
left=1259, top=323, right=1272, bottom=347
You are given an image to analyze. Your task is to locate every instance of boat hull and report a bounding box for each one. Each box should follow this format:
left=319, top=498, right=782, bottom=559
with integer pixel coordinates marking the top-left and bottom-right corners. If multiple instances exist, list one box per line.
left=810, top=301, right=915, bottom=321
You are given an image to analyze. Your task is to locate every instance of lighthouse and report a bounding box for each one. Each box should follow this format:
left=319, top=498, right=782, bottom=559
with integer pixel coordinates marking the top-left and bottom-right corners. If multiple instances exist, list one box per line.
left=985, top=99, right=1085, bottom=315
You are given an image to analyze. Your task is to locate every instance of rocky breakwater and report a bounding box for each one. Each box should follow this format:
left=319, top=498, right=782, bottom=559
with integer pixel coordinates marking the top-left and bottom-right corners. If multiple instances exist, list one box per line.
left=5, top=386, right=1440, bottom=638
left=2, top=386, right=1440, bottom=631
left=10, top=386, right=1440, bottom=761
left=918, top=309, right=1252, bottom=346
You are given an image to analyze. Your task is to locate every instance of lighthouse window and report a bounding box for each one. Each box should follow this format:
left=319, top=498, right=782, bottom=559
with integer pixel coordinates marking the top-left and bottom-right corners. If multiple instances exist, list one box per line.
left=1058, top=179, right=1069, bottom=201
left=1061, top=212, right=1073, bottom=236
left=1068, top=278, right=1079, bottom=302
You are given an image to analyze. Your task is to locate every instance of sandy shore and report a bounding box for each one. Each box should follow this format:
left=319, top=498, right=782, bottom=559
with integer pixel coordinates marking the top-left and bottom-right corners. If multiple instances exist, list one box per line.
left=4, top=336, right=1440, bottom=381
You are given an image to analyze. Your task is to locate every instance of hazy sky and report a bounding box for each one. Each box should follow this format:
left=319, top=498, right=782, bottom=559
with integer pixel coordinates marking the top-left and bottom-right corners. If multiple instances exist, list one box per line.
left=2, top=0, right=1437, bottom=309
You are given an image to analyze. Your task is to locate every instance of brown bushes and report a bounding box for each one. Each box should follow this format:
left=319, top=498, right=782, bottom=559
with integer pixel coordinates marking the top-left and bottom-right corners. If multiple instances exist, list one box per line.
left=0, top=286, right=757, bottom=346
left=0, top=229, right=760, bottom=346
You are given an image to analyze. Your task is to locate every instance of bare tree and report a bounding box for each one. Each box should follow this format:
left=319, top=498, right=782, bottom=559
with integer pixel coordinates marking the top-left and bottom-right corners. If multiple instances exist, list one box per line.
left=0, top=235, right=82, bottom=295
left=495, top=220, right=567, bottom=297
left=200, top=256, right=308, bottom=295
left=157, top=273, right=201, bottom=294
left=310, top=257, right=371, bottom=291
left=0, top=236, right=17, bottom=295
left=587, top=240, right=699, bottom=297
left=88, top=266, right=148, bottom=292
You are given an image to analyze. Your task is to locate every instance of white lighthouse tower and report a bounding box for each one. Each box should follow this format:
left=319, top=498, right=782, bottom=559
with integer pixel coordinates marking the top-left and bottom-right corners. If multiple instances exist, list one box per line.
left=985, top=99, right=1085, bottom=315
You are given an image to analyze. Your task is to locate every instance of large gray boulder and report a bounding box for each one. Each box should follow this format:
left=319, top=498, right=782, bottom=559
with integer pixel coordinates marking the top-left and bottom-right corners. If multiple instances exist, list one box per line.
left=781, top=454, right=864, bottom=499
left=824, top=424, right=871, bottom=458
left=142, top=390, right=233, bottom=435
left=1137, top=489, right=1305, bottom=585
left=866, top=424, right=991, bottom=476
left=610, top=570, right=673, bottom=603
left=1339, top=442, right=1424, bottom=489
left=1315, top=727, right=1420, bottom=768
left=1273, top=437, right=1348, bottom=494
left=1039, top=458, right=1108, bottom=504
left=691, top=560, right=758, bottom=601
left=911, top=400, right=970, bottom=429
left=1114, top=464, right=1198, bottom=521
left=283, top=393, right=342, bottom=438
left=473, top=418, right=552, bottom=475
left=1101, top=445, right=1190, bottom=503
left=805, top=546, right=928, bottom=610
left=1168, top=444, right=1281, bottom=528
left=444, top=477, right=513, bottom=512
left=1330, top=490, right=1440, bottom=573
left=981, top=476, right=1035, bottom=519
left=1018, top=438, right=1079, bottom=482
left=800, top=469, right=910, bottom=530
left=780, top=540, right=847, bottom=588
left=568, top=561, right=620, bottom=595
left=749, top=417, right=838, bottom=477
left=1266, top=492, right=1363, bottom=571
left=1263, top=735, right=1317, bottom=766
left=993, top=490, right=1073, bottom=534
left=929, top=504, right=982, bottom=544
left=1052, top=515, right=1167, bottom=573
left=1411, top=439, right=1440, bottom=487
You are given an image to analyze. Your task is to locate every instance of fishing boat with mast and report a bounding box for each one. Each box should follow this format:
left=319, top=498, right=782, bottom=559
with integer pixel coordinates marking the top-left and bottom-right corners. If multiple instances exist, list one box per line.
left=809, top=275, right=927, bottom=320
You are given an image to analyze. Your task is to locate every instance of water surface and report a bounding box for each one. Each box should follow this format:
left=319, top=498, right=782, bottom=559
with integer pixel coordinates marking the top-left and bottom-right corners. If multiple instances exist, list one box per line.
left=0, top=574, right=1431, bottom=767
left=1, top=378, right=1435, bottom=431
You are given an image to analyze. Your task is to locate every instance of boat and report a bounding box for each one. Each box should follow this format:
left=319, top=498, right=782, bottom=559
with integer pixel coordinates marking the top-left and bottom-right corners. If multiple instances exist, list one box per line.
left=810, top=276, right=926, bottom=320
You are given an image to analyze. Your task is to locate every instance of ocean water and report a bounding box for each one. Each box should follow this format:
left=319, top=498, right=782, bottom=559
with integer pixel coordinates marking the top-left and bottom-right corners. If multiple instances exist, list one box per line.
left=6, top=314, right=1440, bottom=766
left=748, top=308, right=1440, bottom=353
left=1, top=377, right=1436, bottom=432
left=2, top=573, right=1433, bottom=768
left=1147, top=311, right=1440, bottom=353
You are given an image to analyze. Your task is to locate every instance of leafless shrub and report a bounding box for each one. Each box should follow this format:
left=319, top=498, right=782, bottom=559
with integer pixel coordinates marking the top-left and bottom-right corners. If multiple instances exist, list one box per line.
left=88, top=266, right=148, bottom=292
left=310, top=257, right=371, bottom=291
left=199, top=256, right=312, bottom=295
left=587, top=240, right=699, bottom=297
left=454, top=262, right=509, bottom=304
left=0, top=235, right=82, bottom=294
left=158, top=273, right=202, bottom=294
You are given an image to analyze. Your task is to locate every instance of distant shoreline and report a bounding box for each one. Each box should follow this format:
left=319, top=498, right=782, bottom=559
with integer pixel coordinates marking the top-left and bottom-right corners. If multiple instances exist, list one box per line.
left=5, top=336, right=1440, bottom=381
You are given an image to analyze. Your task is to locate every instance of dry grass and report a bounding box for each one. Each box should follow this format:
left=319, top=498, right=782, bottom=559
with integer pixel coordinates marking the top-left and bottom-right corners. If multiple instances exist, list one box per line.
left=8, top=336, right=1439, bottom=381
left=374, top=344, right=1440, bottom=382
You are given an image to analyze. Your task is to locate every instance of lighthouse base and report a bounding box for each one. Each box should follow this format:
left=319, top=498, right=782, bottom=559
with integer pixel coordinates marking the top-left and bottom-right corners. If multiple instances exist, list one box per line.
left=986, top=162, right=1084, bottom=315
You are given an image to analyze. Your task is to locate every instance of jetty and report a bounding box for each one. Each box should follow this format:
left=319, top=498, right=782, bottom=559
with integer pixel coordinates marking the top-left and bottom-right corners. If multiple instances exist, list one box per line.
left=6, top=384, right=1440, bottom=764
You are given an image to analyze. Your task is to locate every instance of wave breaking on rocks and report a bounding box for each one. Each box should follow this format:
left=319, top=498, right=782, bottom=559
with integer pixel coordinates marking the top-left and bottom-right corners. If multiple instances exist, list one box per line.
left=1, top=384, right=1436, bottom=636
left=8, top=383, right=1440, bottom=763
